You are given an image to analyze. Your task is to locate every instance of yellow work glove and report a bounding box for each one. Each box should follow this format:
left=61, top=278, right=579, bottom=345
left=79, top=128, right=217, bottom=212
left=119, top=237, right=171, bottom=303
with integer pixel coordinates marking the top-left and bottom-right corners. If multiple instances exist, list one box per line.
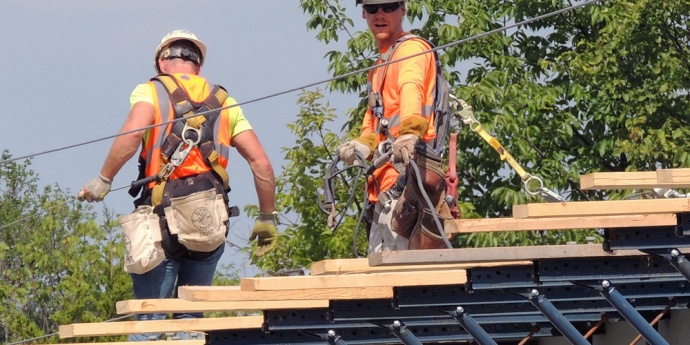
left=338, top=140, right=371, bottom=166
left=250, top=212, right=278, bottom=257
left=392, top=134, right=419, bottom=165
left=78, top=174, right=112, bottom=202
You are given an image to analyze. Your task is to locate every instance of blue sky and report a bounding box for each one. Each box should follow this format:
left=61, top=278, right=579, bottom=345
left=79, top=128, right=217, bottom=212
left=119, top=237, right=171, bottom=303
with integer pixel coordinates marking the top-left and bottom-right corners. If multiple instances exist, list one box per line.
left=0, top=1, right=361, bottom=275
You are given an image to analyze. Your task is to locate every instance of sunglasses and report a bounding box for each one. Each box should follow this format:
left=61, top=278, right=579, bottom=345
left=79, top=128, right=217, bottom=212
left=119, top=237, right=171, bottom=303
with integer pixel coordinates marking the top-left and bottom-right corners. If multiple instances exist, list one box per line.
left=363, top=2, right=401, bottom=14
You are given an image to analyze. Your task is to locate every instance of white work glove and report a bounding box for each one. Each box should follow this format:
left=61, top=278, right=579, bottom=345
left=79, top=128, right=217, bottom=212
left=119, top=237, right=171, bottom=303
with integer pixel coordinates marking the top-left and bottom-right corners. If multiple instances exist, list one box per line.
left=338, top=140, right=371, bottom=165
left=393, top=134, right=419, bottom=165
left=78, top=174, right=112, bottom=202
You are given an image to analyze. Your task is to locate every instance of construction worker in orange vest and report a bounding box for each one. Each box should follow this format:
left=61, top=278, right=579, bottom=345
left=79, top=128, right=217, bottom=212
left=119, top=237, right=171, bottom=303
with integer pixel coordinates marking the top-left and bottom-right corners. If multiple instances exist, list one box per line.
left=339, top=0, right=453, bottom=253
left=78, top=29, right=277, bottom=340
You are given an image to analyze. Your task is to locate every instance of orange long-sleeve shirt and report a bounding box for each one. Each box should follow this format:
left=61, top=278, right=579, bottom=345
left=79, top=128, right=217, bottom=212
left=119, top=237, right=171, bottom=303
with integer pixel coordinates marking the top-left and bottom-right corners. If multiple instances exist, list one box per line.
left=362, top=34, right=438, bottom=202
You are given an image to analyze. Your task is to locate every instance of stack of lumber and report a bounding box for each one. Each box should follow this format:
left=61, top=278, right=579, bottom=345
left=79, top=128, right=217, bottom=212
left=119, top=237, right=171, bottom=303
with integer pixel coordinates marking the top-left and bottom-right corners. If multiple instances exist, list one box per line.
left=42, top=168, right=690, bottom=343
left=52, top=259, right=520, bottom=343
left=374, top=168, right=690, bottom=266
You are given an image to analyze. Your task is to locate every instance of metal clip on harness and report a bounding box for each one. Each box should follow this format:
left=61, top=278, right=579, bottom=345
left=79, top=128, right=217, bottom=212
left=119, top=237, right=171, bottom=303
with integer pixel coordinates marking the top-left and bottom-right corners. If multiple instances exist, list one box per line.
left=451, top=95, right=564, bottom=203
left=131, top=124, right=202, bottom=189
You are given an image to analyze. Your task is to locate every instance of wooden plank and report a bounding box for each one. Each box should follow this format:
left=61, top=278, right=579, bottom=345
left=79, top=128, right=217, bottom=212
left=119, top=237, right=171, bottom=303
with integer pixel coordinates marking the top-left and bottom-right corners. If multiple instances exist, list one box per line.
left=579, top=171, right=659, bottom=190
left=452, top=214, right=677, bottom=233
left=657, top=168, right=690, bottom=187
left=310, top=258, right=531, bottom=275
left=239, top=269, right=467, bottom=291
left=512, top=199, right=690, bottom=219
left=178, top=286, right=394, bottom=302
left=368, top=244, right=667, bottom=266
left=580, top=170, right=690, bottom=190
left=116, top=298, right=329, bottom=314
left=58, top=316, right=262, bottom=338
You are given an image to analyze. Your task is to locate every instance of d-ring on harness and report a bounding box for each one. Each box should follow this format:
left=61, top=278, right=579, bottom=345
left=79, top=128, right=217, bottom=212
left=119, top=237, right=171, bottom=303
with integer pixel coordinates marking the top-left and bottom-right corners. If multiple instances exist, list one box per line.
left=160, top=124, right=201, bottom=180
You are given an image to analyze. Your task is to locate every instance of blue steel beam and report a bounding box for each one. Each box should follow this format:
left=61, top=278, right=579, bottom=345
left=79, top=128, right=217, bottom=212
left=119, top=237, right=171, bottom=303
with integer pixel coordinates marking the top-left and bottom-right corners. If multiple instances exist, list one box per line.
left=597, top=280, right=670, bottom=345
left=450, top=307, right=498, bottom=345
left=526, top=289, right=591, bottom=345
left=646, top=248, right=690, bottom=282
left=389, top=320, right=423, bottom=345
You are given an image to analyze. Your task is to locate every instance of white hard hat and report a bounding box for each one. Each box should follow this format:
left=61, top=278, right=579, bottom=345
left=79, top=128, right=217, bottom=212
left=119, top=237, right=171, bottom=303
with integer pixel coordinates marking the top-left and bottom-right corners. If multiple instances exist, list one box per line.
left=154, top=29, right=206, bottom=74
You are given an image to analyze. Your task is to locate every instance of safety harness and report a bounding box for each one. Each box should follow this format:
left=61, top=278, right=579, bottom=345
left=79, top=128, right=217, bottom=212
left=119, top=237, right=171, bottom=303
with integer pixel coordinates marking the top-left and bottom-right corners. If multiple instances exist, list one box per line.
left=129, top=74, right=231, bottom=206
left=368, top=33, right=452, bottom=154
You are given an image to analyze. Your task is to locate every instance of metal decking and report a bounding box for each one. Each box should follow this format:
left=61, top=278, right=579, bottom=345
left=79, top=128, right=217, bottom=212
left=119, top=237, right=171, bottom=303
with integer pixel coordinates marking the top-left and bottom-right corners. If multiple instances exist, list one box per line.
left=208, top=218, right=690, bottom=345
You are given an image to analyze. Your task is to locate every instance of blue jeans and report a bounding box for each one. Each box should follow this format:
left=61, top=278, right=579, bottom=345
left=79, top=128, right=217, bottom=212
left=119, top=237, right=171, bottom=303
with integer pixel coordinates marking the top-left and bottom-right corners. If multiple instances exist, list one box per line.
left=128, top=245, right=224, bottom=341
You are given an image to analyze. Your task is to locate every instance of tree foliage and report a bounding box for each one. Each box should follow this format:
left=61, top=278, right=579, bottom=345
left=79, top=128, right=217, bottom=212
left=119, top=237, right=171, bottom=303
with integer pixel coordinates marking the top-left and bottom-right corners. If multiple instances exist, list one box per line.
left=254, top=0, right=690, bottom=271
left=0, top=152, right=245, bottom=342
left=0, top=151, right=131, bottom=343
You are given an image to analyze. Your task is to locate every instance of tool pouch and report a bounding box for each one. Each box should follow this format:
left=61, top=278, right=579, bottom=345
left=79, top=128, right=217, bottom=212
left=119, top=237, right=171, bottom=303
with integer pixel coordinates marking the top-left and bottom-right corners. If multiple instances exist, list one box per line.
left=163, top=189, right=228, bottom=252
left=118, top=205, right=165, bottom=274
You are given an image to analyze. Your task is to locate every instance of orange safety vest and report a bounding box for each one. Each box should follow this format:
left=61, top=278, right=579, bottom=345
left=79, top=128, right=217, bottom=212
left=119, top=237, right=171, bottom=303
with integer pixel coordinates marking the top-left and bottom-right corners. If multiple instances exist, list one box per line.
left=364, top=34, right=439, bottom=202
left=138, top=74, right=231, bottom=201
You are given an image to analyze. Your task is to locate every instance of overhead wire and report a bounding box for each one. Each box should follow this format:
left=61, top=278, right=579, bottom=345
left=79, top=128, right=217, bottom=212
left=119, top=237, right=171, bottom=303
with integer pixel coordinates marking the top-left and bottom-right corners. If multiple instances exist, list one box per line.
left=0, top=0, right=599, bottom=167
left=0, top=0, right=600, bottom=238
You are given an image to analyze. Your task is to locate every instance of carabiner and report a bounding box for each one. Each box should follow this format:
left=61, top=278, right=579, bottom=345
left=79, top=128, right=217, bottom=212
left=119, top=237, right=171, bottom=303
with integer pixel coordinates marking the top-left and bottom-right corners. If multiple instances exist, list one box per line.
left=523, top=174, right=565, bottom=202
left=522, top=174, right=544, bottom=197
left=169, top=124, right=201, bottom=167
left=450, top=95, right=479, bottom=129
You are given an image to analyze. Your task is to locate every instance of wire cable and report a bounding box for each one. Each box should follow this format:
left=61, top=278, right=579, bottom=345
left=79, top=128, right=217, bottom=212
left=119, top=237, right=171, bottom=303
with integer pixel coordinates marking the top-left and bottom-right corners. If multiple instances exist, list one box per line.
left=6, top=314, right=134, bottom=345
left=0, top=185, right=129, bottom=231
left=0, top=0, right=599, bottom=166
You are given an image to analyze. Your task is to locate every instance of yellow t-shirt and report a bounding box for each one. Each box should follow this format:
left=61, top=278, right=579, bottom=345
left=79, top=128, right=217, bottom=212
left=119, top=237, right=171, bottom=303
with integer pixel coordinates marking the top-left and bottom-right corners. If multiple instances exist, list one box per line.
left=129, top=82, right=252, bottom=138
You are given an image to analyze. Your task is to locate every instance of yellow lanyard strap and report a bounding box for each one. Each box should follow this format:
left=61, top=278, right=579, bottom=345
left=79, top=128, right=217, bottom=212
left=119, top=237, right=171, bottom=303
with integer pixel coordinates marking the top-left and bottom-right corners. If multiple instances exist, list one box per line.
left=452, top=95, right=564, bottom=202
left=473, top=123, right=530, bottom=180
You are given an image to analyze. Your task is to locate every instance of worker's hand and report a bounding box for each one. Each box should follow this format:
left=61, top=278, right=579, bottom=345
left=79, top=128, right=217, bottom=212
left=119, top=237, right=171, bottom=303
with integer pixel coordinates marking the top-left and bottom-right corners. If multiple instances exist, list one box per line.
left=250, top=212, right=278, bottom=257
left=393, top=134, right=419, bottom=165
left=77, top=174, right=112, bottom=202
left=338, top=140, right=371, bottom=165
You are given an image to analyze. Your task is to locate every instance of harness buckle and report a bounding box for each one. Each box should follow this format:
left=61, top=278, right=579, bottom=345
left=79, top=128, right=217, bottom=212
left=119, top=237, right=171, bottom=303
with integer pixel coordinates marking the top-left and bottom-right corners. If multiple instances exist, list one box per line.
left=170, top=124, right=201, bottom=167
left=450, top=94, right=478, bottom=129
left=158, top=162, right=176, bottom=181
left=369, top=92, right=384, bottom=119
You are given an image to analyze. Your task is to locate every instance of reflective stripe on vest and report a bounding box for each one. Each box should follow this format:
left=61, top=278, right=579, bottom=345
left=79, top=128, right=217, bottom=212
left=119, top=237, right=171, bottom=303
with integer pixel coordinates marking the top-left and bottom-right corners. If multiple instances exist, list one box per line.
left=368, top=33, right=436, bottom=139
left=141, top=76, right=231, bottom=189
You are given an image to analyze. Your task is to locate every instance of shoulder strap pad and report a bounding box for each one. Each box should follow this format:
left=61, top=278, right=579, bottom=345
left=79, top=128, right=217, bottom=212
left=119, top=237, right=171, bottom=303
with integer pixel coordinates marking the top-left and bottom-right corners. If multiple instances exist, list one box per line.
left=380, top=34, right=420, bottom=62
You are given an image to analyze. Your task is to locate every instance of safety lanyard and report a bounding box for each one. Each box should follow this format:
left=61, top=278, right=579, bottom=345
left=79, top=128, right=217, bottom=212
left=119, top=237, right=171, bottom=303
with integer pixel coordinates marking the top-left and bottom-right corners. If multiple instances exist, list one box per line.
left=452, top=96, right=564, bottom=202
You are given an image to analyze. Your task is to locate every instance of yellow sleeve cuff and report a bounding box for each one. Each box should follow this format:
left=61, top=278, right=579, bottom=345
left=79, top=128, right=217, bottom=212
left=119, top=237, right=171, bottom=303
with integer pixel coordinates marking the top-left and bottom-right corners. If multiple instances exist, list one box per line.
left=399, top=116, right=429, bottom=138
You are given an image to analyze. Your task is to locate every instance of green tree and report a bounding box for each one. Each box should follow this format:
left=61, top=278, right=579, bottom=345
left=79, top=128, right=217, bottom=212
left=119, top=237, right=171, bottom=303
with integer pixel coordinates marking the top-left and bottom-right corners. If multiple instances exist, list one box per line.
left=249, top=90, right=369, bottom=270
left=0, top=151, right=131, bottom=343
left=253, top=0, right=690, bottom=271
